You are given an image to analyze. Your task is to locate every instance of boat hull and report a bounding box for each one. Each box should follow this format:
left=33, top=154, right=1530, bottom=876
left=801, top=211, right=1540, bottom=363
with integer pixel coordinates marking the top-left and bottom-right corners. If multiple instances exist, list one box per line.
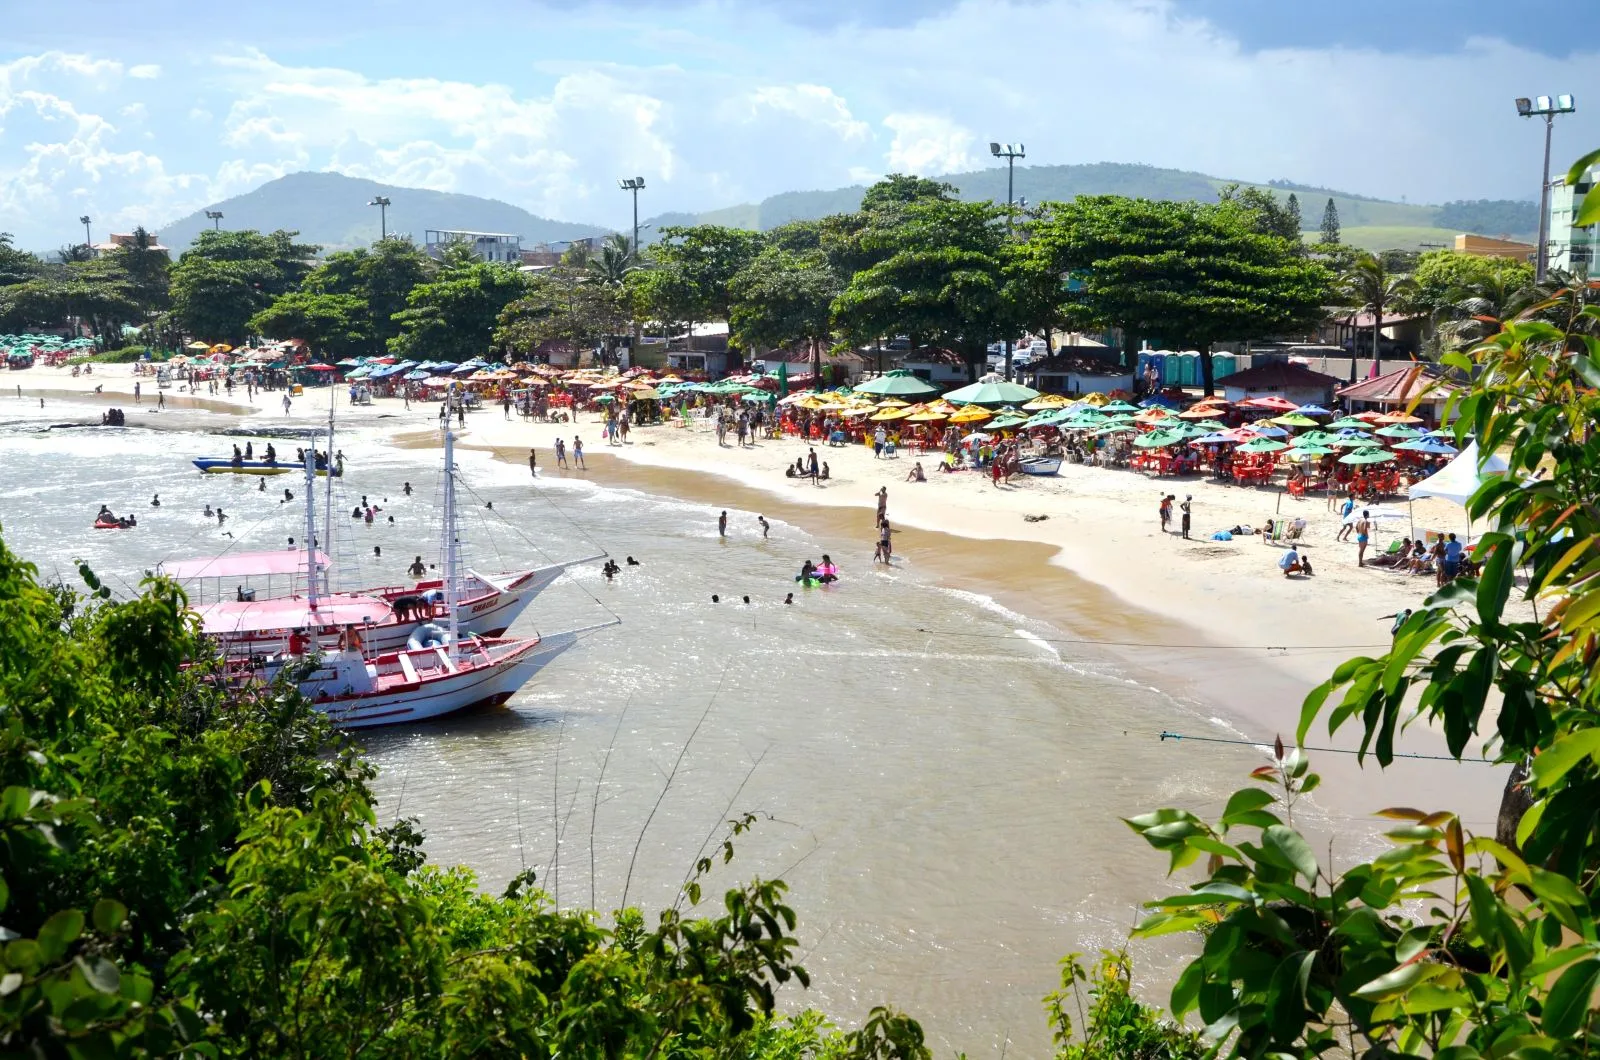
left=312, top=633, right=579, bottom=729
left=1019, top=457, right=1063, bottom=476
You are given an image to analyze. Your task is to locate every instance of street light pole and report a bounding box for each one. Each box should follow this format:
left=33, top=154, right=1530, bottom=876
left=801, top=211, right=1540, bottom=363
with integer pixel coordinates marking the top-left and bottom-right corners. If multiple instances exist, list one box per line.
left=1516, top=94, right=1575, bottom=283
left=989, top=142, right=1025, bottom=380
left=79, top=215, right=91, bottom=250
left=368, top=196, right=391, bottom=241
left=205, top=210, right=224, bottom=230
left=618, top=177, right=645, bottom=255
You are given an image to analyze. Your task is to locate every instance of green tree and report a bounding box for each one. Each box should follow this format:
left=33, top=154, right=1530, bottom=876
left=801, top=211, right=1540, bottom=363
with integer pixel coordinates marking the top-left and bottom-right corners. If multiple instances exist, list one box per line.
left=1217, top=184, right=1302, bottom=242
left=858, top=173, right=956, bottom=213
left=632, top=225, right=765, bottom=341
left=108, top=225, right=171, bottom=316
left=1338, top=250, right=1416, bottom=378
left=1032, top=196, right=1331, bottom=392
left=390, top=257, right=529, bottom=361
left=248, top=291, right=370, bottom=359
left=300, top=237, right=429, bottom=356
left=1319, top=197, right=1341, bottom=244
left=495, top=265, right=631, bottom=364
left=1411, top=250, right=1537, bottom=354
left=169, top=229, right=321, bottom=344
left=729, top=244, right=841, bottom=381
left=832, top=196, right=1009, bottom=380
left=1286, top=192, right=1302, bottom=237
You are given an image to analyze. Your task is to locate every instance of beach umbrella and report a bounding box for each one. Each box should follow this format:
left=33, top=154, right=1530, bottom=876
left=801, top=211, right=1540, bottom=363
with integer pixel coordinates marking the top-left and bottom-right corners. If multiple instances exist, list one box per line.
left=1140, top=394, right=1180, bottom=409
left=1326, top=416, right=1368, bottom=430
left=948, top=405, right=994, bottom=424
left=1338, top=447, right=1396, bottom=465
left=941, top=379, right=1040, bottom=406
left=1394, top=437, right=1460, bottom=456
left=1133, top=429, right=1186, bottom=448
left=1295, top=404, right=1334, bottom=417
left=905, top=410, right=949, bottom=422
left=1285, top=444, right=1336, bottom=459
left=1251, top=425, right=1290, bottom=438
left=1091, top=423, right=1137, bottom=436
left=1193, top=420, right=1228, bottom=431
left=961, top=431, right=994, bottom=443
left=186, top=341, right=211, bottom=351
left=989, top=414, right=1030, bottom=430
left=1021, top=394, right=1073, bottom=411
left=874, top=398, right=911, bottom=408
left=1193, top=432, right=1234, bottom=445
left=1099, top=400, right=1141, bottom=413
left=1375, top=424, right=1425, bottom=439
left=1177, top=405, right=1227, bottom=419
left=1327, top=435, right=1374, bottom=448
left=1237, top=437, right=1288, bottom=454
left=1295, top=430, right=1336, bottom=446
left=305, top=363, right=335, bottom=372
left=870, top=407, right=912, bottom=421
left=851, top=369, right=941, bottom=399
left=1271, top=413, right=1320, bottom=428
left=1239, top=395, right=1298, bottom=412
left=403, top=370, right=428, bottom=381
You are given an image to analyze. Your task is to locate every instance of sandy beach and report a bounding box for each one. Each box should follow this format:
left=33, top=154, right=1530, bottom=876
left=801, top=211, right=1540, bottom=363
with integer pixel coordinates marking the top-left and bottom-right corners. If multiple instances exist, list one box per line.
left=8, top=363, right=1509, bottom=835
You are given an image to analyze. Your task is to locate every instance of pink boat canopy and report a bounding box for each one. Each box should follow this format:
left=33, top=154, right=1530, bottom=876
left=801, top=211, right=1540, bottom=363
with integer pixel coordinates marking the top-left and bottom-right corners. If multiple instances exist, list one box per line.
left=161, top=550, right=330, bottom=581
left=194, top=593, right=393, bottom=635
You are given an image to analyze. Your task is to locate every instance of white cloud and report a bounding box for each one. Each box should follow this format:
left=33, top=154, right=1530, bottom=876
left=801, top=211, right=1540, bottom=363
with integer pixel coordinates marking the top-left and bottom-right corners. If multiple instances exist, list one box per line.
left=882, top=112, right=975, bottom=174
left=128, top=64, right=161, bottom=79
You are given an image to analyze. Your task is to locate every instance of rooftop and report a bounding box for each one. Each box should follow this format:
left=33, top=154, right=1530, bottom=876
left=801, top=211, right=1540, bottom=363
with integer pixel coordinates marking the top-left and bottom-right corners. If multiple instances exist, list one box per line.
left=1337, top=364, right=1460, bottom=404
left=1221, top=361, right=1342, bottom=390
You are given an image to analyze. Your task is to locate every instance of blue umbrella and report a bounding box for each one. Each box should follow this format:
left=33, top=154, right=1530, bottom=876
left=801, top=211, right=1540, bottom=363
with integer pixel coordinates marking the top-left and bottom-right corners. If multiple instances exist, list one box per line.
left=1140, top=394, right=1179, bottom=409
left=404, top=370, right=429, bottom=381
left=1394, top=438, right=1460, bottom=456
left=1193, top=432, right=1234, bottom=445
left=1295, top=404, right=1334, bottom=417
left=1251, top=425, right=1289, bottom=438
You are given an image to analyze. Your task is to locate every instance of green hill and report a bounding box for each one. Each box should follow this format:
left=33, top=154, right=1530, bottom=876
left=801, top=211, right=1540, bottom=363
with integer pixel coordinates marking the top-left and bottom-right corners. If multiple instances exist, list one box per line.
left=159, top=172, right=609, bottom=253
left=656, top=163, right=1537, bottom=250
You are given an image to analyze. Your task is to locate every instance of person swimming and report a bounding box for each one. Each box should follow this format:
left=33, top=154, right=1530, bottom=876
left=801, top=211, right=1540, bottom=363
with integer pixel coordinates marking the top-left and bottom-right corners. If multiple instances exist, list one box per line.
left=796, top=559, right=817, bottom=584
left=150, top=494, right=160, bottom=507
left=815, top=554, right=838, bottom=583
left=258, top=479, right=266, bottom=492
left=203, top=504, right=214, bottom=517
left=784, top=593, right=794, bottom=605
left=283, top=489, right=294, bottom=502
left=626, top=556, right=640, bottom=566
left=403, top=482, right=413, bottom=496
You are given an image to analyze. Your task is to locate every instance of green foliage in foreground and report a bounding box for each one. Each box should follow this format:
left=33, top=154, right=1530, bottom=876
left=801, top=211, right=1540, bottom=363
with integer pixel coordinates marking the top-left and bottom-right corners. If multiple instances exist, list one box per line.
left=1125, top=288, right=1600, bottom=1055
left=0, top=539, right=935, bottom=1058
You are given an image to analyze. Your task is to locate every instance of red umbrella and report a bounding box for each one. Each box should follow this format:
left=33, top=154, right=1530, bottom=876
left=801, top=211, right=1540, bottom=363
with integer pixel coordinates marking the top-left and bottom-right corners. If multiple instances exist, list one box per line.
left=306, top=363, right=335, bottom=371
left=1238, top=395, right=1298, bottom=412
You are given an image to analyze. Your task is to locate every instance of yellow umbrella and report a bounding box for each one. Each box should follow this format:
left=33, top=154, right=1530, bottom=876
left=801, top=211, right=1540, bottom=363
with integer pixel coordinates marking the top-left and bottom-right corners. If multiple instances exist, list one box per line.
left=1021, top=394, right=1071, bottom=411
left=875, top=398, right=911, bottom=409
left=948, top=405, right=993, bottom=424
left=870, top=407, right=912, bottom=421
left=1080, top=392, right=1109, bottom=406
left=905, top=410, right=949, bottom=422
left=185, top=341, right=210, bottom=351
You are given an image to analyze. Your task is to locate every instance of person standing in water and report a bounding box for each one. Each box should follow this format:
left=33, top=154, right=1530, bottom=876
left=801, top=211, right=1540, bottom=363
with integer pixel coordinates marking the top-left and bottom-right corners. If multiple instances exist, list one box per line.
left=875, top=486, right=888, bottom=527
left=573, top=436, right=586, bottom=469
left=528, top=448, right=537, bottom=477
left=758, top=515, right=769, bottom=538
left=718, top=511, right=728, bottom=537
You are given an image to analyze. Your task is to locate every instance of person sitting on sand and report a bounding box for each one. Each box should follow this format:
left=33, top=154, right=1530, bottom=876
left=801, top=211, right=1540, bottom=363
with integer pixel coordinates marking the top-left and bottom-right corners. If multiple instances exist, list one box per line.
left=905, top=462, right=926, bottom=482
left=1279, top=545, right=1312, bottom=577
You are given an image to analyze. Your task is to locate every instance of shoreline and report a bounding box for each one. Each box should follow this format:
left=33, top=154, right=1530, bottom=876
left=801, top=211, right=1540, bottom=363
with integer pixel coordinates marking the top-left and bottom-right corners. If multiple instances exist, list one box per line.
left=5, top=365, right=1506, bottom=836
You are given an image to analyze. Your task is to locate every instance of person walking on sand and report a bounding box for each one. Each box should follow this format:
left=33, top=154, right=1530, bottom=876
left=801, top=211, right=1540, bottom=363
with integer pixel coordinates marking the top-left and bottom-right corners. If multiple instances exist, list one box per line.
left=134, top=380, right=141, bottom=403
left=528, top=448, right=537, bottom=477
left=555, top=437, right=567, bottom=468
left=281, top=393, right=292, bottom=416
left=573, top=436, right=585, bottom=469
left=1159, top=494, right=1173, bottom=533
left=875, top=486, right=888, bottom=527
left=1355, top=510, right=1372, bottom=566
left=1335, top=493, right=1357, bottom=541
left=807, top=448, right=819, bottom=485
left=1179, top=495, right=1192, bottom=539
left=157, top=392, right=165, bottom=409
left=718, top=510, right=728, bottom=537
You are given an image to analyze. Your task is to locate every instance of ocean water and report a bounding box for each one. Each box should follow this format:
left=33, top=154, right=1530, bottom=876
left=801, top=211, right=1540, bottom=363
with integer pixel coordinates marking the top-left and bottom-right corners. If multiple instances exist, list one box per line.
left=0, top=396, right=1274, bottom=1057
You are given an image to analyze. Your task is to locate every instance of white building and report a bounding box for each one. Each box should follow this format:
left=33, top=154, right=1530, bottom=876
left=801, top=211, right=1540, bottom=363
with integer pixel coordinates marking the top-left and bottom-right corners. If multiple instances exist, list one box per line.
left=423, top=229, right=523, bottom=263
left=1547, top=165, right=1599, bottom=275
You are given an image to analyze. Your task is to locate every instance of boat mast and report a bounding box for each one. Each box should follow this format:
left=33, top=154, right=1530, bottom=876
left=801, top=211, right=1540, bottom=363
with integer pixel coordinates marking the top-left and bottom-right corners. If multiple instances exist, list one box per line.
left=302, top=446, right=319, bottom=611
left=442, top=426, right=460, bottom=665
left=321, top=386, right=335, bottom=594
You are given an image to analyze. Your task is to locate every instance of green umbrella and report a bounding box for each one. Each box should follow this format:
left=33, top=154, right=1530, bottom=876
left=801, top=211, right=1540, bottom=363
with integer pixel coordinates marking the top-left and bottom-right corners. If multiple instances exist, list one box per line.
left=1327, top=435, right=1375, bottom=448
left=1195, top=419, right=1228, bottom=431
left=1327, top=416, right=1369, bottom=430
left=1296, top=430, right=1336, bottom=446
left=1091, top=423, right=1137, bottom=436
left=1272, top=413, right=1320, bottom=428
left=1238, top=437, right=1288, bottom=453
left=1337, top=447, right=1396, bottom=465
left=989, top=414, right=1030, bottom=429
left=1285, top=444, right=1336, bottom=459
left=1375, top=424, right=1424, bottom=439
left=1099, top=400, right=1141, bottom=413
left=1132, top=429, right=1186, bottom=448
left=851, top=369, right=942, bottom=399
left=941, top=379, right=1041, bottom=406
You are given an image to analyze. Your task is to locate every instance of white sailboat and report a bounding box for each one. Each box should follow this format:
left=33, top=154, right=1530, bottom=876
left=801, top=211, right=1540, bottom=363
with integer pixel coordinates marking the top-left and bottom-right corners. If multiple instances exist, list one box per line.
left=251, top=430, right=614, bottom=728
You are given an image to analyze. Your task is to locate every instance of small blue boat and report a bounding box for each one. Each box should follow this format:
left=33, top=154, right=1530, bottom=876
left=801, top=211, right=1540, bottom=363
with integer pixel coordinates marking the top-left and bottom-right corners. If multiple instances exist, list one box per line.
left=192, top=458, right=341, bottom=477
left=1019, top=455, right=1062, bottom=476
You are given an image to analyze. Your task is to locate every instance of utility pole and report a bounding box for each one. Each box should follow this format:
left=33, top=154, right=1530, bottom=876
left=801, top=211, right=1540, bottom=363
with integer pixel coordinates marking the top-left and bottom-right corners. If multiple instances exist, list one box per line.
left=1516, top=94, right=1575, bottom=282
left=617, top=177, right=646, bottom=254
left=79, top=215, right=91, bottom=251
left=989, top=142, right=1025, bottom=379
left=205, top=210, right=224, bottom=230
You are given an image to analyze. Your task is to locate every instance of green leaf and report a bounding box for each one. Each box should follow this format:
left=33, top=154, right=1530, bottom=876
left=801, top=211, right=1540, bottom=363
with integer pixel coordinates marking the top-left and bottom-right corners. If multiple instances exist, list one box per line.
left=1576, top=190, right=1600, bottom=230
left=75, top=955, right=121, bottom=994
left=1266, top=951, right=1315, bottom=1043
left=0, top=972, right=20, bottom=997
left=1531, top=730, right=1600, bottom=790
left=1170, top=958, right=1205, bottom=1017
left=1542, top=958, right=1600, bottom=1038
left=91, top=898, right=126, bottom=936
left=1566, top=147, right=1600, bottom=187
left=37, top=908, right=84, bottom=962
left=1354, top=960, right=1439, bottom=999
left=1263, top=825, right=1319, bottom=884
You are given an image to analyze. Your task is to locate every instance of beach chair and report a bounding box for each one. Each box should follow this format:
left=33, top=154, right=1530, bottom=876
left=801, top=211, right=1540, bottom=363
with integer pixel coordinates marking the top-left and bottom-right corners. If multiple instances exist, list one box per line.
left=1284, top=518, right=1307, bottom=542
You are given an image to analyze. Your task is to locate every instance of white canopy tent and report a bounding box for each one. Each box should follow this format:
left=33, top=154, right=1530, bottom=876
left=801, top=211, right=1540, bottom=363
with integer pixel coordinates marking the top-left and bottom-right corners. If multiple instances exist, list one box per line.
left=1406, top=441, right=1509, bottom=541
left=1408, top=442, right=1508, bottom=505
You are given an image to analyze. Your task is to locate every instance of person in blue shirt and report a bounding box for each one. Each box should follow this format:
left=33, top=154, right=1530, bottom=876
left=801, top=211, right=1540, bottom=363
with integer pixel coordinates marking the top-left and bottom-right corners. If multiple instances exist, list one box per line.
left=1442, top=533, right=1465, bottom=581
left=1335, top=493, right=1357, bottom=541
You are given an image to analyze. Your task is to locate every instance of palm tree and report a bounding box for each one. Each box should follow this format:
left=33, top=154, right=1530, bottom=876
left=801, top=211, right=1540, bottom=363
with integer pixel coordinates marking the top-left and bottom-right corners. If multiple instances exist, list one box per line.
left=1338, top=252, right=1415, bottom=381
left=1430, top=268, right=1541, bottom=355
left=586, top=233, right=636, bottom=287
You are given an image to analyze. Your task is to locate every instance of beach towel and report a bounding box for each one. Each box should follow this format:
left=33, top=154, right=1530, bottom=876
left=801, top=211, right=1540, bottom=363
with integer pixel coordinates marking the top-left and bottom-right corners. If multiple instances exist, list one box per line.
left=1211, top=531, right=1233, bottom=541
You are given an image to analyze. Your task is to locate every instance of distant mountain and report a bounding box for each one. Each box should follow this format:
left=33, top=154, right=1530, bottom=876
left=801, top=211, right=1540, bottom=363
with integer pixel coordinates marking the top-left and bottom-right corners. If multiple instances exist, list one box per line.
left=158, top=172, right=610, bottom=253
left=650, top=162, right=1538, bottom=252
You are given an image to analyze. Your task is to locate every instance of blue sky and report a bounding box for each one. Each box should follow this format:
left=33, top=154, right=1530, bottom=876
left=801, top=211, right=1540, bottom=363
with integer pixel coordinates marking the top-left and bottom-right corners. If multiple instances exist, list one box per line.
left=2, top=0, right=1594, bottom=251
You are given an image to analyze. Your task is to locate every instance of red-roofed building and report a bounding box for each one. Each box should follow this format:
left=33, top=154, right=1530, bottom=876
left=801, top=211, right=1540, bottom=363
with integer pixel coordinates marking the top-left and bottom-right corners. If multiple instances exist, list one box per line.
left=1219, top=361, right=1341, bottom=407
left=1337, top=364, right=1460, bottom=418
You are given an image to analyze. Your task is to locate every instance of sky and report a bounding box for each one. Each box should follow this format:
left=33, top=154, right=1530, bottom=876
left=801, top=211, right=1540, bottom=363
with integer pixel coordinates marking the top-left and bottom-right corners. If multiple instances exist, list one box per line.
left=1, top=0, right=1595, bottom=251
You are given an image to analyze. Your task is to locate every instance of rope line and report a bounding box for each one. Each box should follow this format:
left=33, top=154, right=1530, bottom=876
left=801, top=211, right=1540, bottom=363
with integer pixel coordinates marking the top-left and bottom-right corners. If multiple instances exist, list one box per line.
left=914, top=627, right=1394, bottom=653
left=1151, top=729, right=1499, bottom=765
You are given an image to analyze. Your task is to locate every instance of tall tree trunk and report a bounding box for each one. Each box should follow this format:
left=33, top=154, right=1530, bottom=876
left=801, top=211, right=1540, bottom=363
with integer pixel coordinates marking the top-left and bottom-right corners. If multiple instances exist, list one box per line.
left=1199, top=342, right=1215, bottom=397
left=810, top=336, right=821, bottom=389
left=1371, top=294, right=1383, bottom=379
